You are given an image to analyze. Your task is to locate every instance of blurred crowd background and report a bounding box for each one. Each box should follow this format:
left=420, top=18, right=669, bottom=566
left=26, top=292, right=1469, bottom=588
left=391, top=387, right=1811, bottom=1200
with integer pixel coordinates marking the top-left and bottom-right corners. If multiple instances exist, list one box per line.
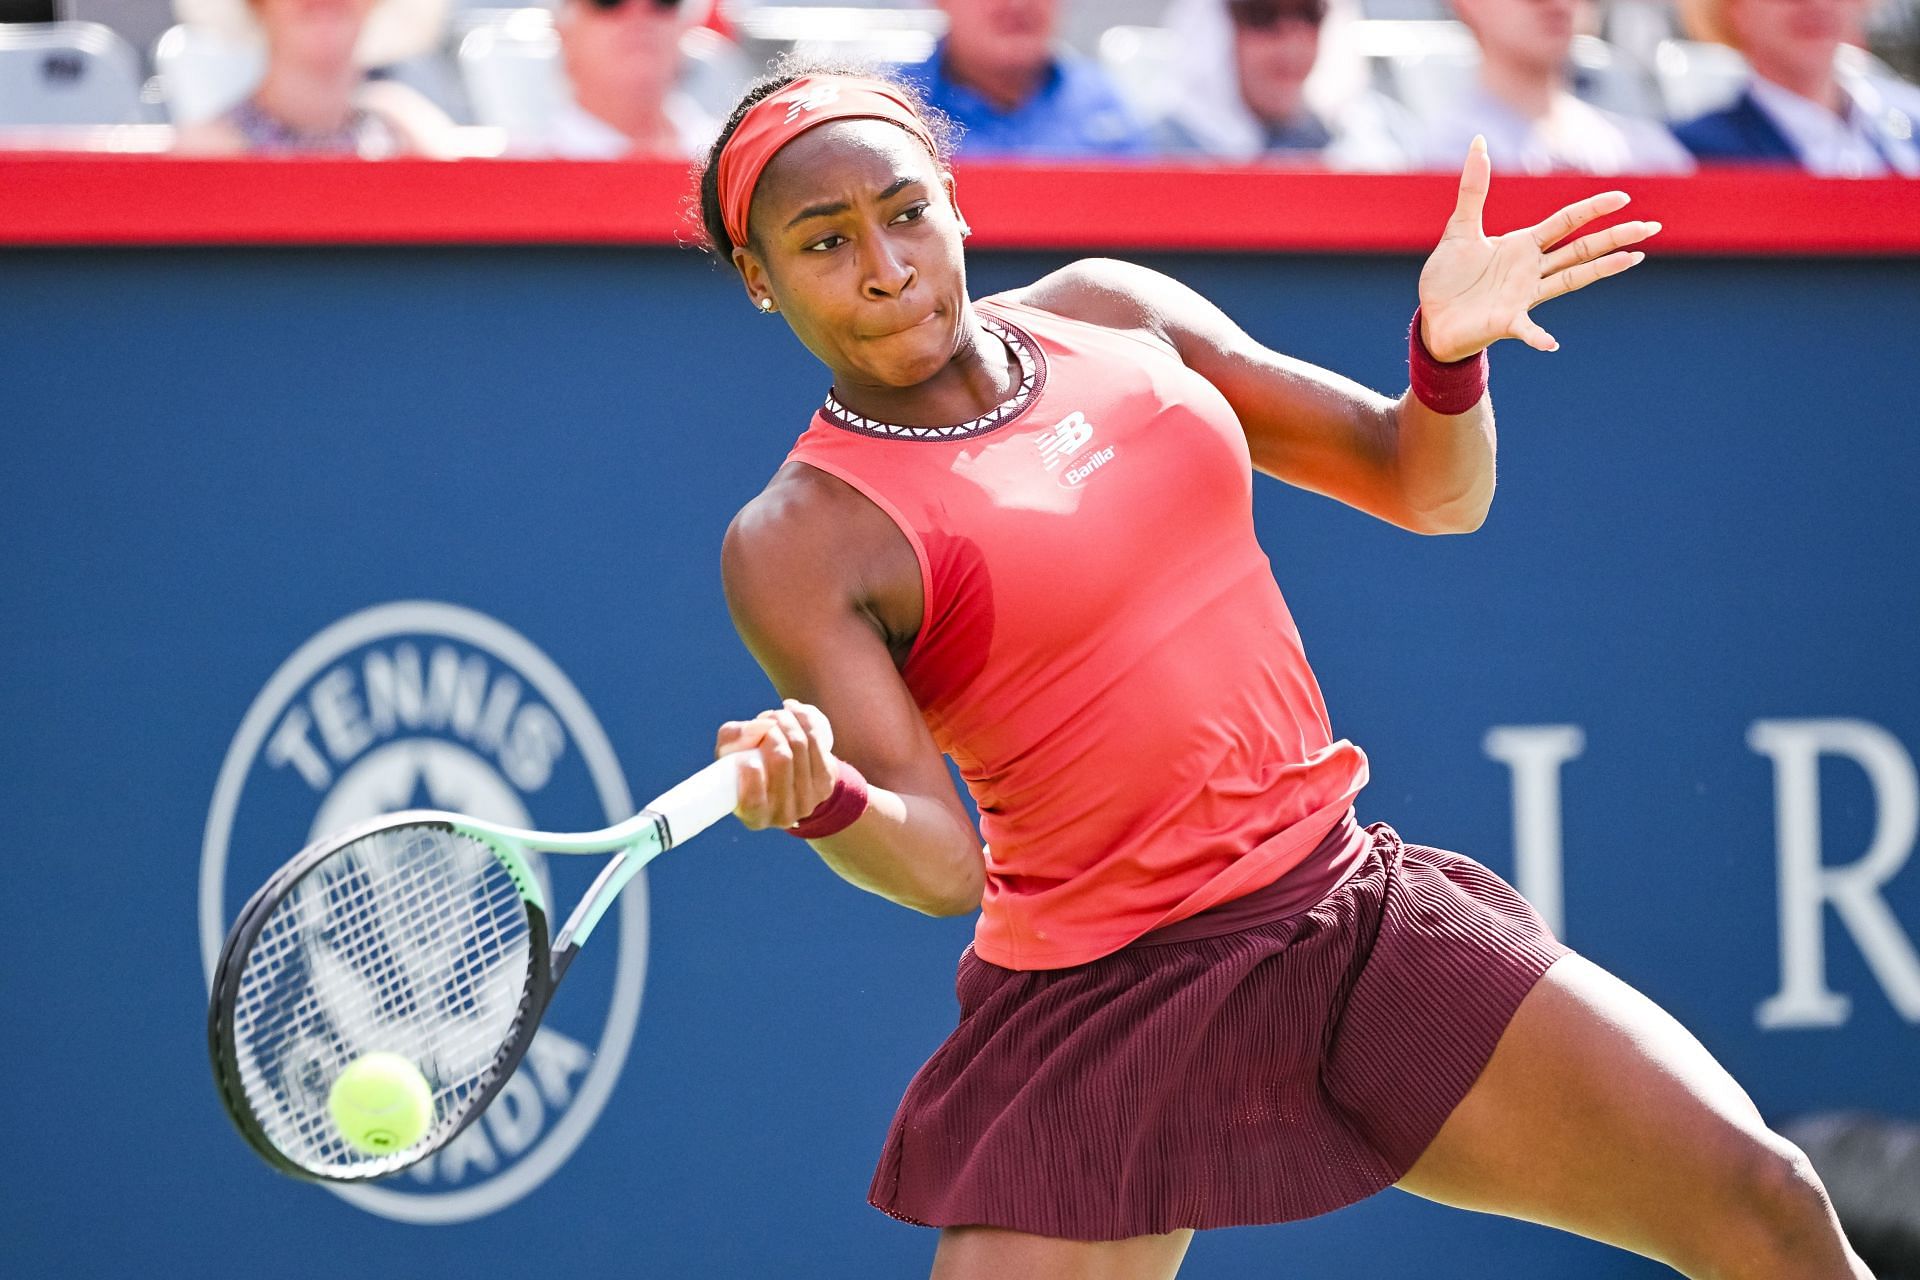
left=1, top=0, right=1915, bottom=174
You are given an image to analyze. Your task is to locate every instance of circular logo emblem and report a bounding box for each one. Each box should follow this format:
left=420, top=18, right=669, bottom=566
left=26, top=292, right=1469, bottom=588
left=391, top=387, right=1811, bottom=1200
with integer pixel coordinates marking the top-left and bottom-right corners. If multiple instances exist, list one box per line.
left=200, top=601, right=642, bottom=1224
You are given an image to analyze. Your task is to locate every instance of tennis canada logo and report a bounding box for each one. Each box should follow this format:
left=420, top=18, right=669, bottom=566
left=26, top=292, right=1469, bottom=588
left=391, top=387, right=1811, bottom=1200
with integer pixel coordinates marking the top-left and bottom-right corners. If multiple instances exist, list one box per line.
left=199, top=601, right=643, bottom=1225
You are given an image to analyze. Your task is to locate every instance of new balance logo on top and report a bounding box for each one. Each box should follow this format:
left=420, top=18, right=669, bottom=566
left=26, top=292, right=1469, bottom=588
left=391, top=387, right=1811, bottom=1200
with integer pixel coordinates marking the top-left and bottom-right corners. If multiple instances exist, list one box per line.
left=1036, top=412, right=1094, bottom=472
left=1036, top=411, right=1117, bottom=489
left=781, top=84, right=843, bottom=123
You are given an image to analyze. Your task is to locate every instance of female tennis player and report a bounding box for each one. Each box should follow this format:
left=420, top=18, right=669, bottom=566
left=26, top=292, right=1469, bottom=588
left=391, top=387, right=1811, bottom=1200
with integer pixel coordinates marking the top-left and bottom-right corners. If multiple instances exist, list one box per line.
left=701, top=64, right=1871, bottom=1280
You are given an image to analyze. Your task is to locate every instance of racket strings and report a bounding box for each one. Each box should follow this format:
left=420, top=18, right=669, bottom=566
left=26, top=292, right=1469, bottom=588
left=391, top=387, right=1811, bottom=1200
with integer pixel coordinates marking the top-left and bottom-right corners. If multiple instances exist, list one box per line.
left=230, top=824, right=537, bottom=1176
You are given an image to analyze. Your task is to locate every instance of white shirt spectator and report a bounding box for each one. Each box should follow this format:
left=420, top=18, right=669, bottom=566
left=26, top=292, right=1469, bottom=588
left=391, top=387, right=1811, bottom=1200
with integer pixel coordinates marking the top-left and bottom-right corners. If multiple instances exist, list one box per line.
left=1162, top=84, right=1422, bottom=170
left=1421, top=85, right=1695, bottom=175
left=1157, top=0, right=1420, bottom=170
left=1747, top=73, right=1920, bottom=177
left=520, top=93, right=717, bottom=160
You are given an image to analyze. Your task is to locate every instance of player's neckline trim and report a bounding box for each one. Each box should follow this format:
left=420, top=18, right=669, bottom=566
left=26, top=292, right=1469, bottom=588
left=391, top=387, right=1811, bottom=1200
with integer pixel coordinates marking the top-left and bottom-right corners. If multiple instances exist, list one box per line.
left=819, top=312, right=1045, bottom=441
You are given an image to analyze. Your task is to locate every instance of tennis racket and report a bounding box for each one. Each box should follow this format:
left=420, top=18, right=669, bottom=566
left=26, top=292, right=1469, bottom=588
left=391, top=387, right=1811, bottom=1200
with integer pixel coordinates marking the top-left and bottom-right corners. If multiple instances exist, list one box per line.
left=207, top=753, right=745, bottom=1183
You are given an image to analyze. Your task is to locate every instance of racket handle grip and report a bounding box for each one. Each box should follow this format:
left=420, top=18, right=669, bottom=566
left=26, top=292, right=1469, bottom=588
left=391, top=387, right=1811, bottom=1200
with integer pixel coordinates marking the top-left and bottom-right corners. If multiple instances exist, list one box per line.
left=646, top=753, right=747, bottom=849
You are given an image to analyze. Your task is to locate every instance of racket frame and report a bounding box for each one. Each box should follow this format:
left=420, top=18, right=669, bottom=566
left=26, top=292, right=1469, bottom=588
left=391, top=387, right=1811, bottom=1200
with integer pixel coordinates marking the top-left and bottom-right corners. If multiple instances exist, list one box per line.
left=207, top=755, right=743, bottom=1183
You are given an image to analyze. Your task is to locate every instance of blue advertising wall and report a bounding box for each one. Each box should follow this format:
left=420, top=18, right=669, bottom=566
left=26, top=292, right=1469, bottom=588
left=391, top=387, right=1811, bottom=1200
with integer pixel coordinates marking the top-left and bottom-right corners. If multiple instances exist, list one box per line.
left=2, top=244, right=1916, bottom=1277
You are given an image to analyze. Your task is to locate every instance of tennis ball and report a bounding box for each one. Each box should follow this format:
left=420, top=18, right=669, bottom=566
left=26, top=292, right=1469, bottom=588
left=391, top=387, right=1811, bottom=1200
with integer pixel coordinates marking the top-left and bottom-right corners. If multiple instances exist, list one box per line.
left=328, top=1052, right=434, bottom=1155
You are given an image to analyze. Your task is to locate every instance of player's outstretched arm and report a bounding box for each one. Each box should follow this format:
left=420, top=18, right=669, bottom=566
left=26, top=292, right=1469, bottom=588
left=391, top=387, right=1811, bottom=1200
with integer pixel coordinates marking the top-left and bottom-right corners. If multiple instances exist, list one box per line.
left=718, top=467, right=985, bottom=918
left=1385, top=134, right=1660, bottom=528
left=1013, top=141, right=1659, bottom=534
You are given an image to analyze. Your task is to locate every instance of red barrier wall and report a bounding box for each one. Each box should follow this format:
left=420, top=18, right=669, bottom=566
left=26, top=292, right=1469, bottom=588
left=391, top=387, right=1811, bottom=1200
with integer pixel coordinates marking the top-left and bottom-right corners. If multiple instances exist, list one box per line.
left=5, top=156, right=1917, bottom=254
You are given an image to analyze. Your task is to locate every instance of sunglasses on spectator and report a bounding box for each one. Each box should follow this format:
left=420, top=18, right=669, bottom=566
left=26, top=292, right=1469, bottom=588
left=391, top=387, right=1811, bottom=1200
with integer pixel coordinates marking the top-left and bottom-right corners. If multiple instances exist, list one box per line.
left=1227, top=0, right=1329, bottom=29
left=586, top=0, right=684, bottom=10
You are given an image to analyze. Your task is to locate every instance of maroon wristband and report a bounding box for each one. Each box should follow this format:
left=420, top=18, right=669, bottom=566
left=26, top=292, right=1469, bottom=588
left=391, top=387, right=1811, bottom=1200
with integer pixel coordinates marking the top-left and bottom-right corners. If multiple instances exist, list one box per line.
left=1409, top=307, right=1489, bottom=416
left=786, top=759, right=871, bottom=840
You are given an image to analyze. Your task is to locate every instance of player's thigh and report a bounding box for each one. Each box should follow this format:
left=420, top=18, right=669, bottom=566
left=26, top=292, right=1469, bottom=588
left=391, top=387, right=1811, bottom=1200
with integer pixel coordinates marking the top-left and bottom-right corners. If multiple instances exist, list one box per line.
left=931, top=1226, right=1193, bottom=1280
left=1394, top=951, right=1807, bottom=1255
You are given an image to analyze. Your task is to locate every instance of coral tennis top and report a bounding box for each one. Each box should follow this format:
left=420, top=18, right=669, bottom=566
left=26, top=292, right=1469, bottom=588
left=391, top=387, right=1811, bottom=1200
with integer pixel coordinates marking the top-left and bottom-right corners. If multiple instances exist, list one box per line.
left=784, top=296, right=1370, bottom=969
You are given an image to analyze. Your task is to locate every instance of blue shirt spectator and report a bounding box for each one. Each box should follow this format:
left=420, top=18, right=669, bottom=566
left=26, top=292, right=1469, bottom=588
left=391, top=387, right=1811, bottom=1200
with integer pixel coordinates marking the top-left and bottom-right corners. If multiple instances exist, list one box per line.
left=1676, top=75, right=1920, bottom=176
left=898, top=1, right=1149, bottom=159
left=907, top=42, right=1150, bottom=158
left=1676, top=0, right=1920, bottom=176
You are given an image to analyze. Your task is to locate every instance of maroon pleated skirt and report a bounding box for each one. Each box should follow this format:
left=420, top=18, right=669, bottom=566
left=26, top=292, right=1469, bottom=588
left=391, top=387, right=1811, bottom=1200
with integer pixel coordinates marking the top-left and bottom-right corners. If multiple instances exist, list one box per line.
left=868, top=822, right=1570, bottom=1240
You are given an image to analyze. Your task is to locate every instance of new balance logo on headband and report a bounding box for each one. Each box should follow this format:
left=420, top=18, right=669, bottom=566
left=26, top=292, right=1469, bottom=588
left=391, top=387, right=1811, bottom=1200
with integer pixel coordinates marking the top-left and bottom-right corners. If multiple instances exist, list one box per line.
left=782, top=84, right=844, bottom=123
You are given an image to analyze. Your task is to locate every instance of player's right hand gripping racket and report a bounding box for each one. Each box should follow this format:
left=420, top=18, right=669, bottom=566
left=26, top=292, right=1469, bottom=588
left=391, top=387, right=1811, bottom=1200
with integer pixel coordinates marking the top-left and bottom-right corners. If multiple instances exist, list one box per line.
left=207, top=753, right=745, bottom=1183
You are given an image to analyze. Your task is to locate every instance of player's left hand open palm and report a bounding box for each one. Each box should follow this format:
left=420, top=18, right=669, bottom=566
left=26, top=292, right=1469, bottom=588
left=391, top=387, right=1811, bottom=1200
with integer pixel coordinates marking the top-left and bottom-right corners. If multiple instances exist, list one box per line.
left=1417, top=136, right=1662, bottom=362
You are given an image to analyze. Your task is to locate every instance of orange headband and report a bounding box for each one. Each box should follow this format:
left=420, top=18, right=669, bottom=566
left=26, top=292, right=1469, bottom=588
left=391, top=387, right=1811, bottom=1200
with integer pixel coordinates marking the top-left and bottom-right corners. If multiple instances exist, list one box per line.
left=716, top=75, right=939, bottom=251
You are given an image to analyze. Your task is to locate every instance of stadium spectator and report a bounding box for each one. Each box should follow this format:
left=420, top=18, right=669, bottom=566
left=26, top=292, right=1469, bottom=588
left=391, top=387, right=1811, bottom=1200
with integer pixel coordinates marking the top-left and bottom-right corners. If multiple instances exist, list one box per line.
left=898, top=0, right=1151, bottom=158
left=1418, top=0, right=1693, bottom=174
left=1158, top=0, right=1419, bottom=168
left=1676, top=0, right=1920, bottom=176
left=171, top=0, right=456, bottom=157
left=526, top=0, right=725, bottom=159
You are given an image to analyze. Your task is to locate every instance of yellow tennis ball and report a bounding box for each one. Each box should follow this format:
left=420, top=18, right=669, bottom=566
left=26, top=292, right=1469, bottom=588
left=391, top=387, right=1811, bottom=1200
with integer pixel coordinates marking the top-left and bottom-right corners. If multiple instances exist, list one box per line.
left=328, top=1052, right=434, bottom=1155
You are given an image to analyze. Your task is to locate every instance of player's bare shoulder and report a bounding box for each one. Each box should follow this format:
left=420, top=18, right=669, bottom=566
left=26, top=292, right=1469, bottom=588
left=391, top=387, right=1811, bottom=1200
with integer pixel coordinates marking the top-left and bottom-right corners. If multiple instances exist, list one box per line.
left=725, top=464, right=866, bottom=598
left=1005, top=258, right=1257, bottom=372
left=722, top=463, right=921, bottom=656
left=1001, top=258, right=1184, bottom=358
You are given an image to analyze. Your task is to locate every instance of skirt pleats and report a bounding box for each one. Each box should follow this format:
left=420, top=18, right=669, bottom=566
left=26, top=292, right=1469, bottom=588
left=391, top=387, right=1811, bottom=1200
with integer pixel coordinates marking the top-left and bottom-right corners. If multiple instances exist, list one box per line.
left=868, top=823, right=1570, bottom=1240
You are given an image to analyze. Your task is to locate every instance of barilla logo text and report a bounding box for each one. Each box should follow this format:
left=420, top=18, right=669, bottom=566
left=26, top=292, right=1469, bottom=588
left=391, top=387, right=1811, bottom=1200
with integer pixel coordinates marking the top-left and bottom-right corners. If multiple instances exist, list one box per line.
left=1062, top=446, right=1117, bottom=487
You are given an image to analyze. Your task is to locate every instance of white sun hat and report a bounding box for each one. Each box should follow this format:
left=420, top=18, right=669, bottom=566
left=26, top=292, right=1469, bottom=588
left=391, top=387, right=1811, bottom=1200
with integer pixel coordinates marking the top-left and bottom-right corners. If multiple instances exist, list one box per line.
left=173, top=0, right=452, bottom=68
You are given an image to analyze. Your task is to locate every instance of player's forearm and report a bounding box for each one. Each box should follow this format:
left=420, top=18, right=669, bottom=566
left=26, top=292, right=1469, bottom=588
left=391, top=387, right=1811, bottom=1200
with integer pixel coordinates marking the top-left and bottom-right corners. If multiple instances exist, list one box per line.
left=1390, top=389, right=1497, bottom=535
left=805, top=786, right=984, bottom=917
left=1203, top=340, right=1493, bottom=537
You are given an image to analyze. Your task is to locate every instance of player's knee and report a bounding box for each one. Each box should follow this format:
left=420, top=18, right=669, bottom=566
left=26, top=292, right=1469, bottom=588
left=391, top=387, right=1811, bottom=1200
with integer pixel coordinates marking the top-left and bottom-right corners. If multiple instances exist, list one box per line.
left=1713, top=1135, right=1842, bottom=1273
left=1745, top=1137, right=1830, bottom=1224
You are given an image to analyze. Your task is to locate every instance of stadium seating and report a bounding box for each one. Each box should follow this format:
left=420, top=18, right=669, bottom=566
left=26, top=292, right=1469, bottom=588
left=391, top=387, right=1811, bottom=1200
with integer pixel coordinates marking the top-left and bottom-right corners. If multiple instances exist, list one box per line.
left=0, top=21, right=145, bottom=126
left=151, top=21, right=261, bottom=126
left=725, top=3, right=944, bottom=68
left=64, top=0, right=173, bottom=73
left=457, top=10, right=569, bottom=141
left=1096, top=24, right=1181, bottom=127
left=1650, top=37, right=1748, bottom=122
left=2, top=0, right=1916, bottom=159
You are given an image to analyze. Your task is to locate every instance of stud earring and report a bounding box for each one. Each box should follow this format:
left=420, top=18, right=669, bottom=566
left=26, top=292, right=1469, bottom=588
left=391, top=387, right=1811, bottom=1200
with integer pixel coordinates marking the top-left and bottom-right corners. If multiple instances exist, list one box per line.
left=758, top=298, right=776, bottom=313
